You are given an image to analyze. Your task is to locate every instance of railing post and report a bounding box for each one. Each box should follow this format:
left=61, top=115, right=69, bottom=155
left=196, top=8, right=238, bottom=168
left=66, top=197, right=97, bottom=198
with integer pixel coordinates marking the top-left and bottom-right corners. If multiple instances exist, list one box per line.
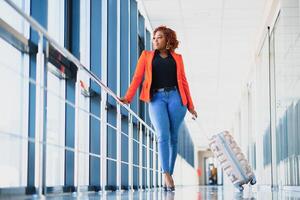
left=116, top=0, right=121, bottom=190
left=35, top=31, right=45, bottom=197
left=128, top=114, right=133, bottom=190
left=158, top=156, right=162, bottom=188
left=100, top=89, right=108, bottom=193
left=139, top=122, right=143, bottom=189
left=156, top=139, right=162, bottom=188
left=153, top=133, right=157, bottom=188
left=146, top=128, right=150, bottom=190
left=116, top=103, right=122, bottom=190
left=74, top=70, right=81, bottom=197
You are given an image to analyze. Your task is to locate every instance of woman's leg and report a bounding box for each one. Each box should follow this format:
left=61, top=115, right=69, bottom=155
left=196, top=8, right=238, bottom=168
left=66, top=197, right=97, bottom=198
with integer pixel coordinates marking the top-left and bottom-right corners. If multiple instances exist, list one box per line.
left=148, top=93, right=171, bottom=174
left=167, top=90, right=187, bottom=176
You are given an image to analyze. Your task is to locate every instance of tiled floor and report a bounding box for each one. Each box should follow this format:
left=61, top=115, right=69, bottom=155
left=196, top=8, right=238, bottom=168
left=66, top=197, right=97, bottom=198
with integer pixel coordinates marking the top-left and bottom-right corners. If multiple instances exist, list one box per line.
left=2, top=185, right=300, bottom=200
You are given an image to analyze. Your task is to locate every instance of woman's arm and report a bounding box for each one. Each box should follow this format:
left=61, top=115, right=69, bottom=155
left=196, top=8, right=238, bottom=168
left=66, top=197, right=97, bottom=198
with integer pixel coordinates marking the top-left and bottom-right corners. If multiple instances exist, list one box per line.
left=121, top=50, right=147, bottom=103
left=180, top=55, right=197, bottom=118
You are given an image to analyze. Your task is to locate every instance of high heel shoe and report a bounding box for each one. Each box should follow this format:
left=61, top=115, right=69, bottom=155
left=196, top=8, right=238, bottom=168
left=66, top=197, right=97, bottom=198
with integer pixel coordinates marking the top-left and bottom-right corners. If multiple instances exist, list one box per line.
left=164, top=185, right=174, bottom=192
left=163, top=183, right=168, bottom=191
left=168, top=186, right=175, bottom=192
left=169, top=175, right=175, bottom=191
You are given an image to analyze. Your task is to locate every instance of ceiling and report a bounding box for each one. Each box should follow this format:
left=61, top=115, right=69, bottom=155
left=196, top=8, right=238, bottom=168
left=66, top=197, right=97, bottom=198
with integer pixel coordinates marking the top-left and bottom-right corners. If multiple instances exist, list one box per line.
left=140, top=0, right=267, bottom=150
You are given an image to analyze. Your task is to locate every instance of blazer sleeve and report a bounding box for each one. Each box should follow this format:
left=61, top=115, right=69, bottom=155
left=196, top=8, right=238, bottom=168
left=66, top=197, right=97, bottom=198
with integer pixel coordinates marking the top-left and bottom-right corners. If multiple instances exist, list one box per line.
left=180, top=55, right=195, bottom=111
left=124, top=50, right=146, bottom=103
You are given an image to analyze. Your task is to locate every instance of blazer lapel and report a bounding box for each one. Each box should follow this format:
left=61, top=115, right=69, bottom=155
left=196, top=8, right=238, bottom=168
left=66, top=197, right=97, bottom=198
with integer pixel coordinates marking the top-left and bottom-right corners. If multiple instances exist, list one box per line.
left=170, top=51, right=180, bottom=77
left=147, top=51, right=155, bottom=81
left=147, top=50, right=155, bottom=68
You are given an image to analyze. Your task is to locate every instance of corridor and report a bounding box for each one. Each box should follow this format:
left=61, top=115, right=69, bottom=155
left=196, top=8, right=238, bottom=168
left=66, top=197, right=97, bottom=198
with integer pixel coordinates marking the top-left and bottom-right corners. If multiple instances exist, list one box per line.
left=1, top=0, right=300, bottom=199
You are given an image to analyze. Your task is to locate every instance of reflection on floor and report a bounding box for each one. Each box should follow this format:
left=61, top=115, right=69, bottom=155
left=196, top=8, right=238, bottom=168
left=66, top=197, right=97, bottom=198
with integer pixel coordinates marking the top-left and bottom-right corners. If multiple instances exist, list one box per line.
left=2, top=185, right=300, bottom=200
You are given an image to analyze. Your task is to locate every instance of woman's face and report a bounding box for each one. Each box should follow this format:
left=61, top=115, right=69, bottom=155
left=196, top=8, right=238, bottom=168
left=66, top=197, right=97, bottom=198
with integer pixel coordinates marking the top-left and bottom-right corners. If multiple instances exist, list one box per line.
left=152, top=31, right=167, bottom=50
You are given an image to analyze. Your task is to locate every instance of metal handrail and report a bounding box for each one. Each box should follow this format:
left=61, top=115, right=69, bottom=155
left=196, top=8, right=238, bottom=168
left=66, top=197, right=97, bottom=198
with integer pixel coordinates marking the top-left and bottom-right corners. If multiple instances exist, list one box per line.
left=3, top=0, right=155, bottom=134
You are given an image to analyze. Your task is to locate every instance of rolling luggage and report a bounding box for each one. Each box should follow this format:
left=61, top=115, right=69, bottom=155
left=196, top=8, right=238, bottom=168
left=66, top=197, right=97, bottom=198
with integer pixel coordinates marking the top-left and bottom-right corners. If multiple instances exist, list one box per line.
left=208, top=130, right=256, bottom=191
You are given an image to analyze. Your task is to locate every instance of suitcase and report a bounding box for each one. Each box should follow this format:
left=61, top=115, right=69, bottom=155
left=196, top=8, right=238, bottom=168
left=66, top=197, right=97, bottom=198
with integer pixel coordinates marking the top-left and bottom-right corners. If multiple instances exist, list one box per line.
left=209, top=130, right=256, bottom=191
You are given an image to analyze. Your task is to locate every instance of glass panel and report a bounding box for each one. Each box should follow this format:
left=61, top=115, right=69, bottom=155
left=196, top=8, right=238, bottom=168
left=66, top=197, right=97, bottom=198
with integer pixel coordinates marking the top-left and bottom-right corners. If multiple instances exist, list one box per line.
left=46, top=0, right=65, bottom=186
left=46, top=71, right=65, bottom=186
left=256, top=32, right=271, bottom=184
left=0, top=0, right=30, bottom=36
left=133, top=166, right=139, bottom=189
left=107, top=160, right=116, bottom=188
left=78, top=109, right=90, bottom=186
left=0, top=39, right=29, bottom=187
left=121, top=163, right=128, bottom=188
left=273, top=2, right=300, bottom=186
left=130, top=0, right=138, bottom=115
left=121, top=134, right=129, bottom=162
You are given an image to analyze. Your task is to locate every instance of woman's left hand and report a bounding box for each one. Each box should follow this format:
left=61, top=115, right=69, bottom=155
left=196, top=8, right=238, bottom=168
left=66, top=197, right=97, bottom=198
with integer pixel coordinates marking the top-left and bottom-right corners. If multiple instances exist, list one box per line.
left=189, top=109, right=198, bottom=120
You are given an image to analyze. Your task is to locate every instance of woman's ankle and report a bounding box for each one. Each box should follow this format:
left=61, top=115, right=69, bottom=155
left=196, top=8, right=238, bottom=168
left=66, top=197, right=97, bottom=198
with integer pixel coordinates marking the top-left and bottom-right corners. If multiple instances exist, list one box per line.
left=163, top=172, right=172, bottom=186
left=170, top=175, right=175, bottom=187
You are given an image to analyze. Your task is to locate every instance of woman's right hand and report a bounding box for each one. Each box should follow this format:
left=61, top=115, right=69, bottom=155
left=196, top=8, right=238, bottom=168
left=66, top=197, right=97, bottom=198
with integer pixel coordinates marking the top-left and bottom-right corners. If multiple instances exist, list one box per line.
left=119, top=97, right=130, bottom=105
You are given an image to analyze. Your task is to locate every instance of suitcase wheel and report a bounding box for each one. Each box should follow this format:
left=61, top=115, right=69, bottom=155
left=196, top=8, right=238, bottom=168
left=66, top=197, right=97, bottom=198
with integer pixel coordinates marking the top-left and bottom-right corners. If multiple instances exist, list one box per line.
left=238, top=185, right=244, bottom=192
left=250, top=177, right=257, bottom=185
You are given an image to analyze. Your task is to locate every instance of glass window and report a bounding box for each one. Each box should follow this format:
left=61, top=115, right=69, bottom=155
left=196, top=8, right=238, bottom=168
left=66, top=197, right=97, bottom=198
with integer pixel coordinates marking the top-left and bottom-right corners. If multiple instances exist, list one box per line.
left=256, top=33, right=272, bottom=184
left=273, top=4, right=300, bottom=185
left=89, top=0, right=102, bottom=189
left=0, top=0, right=30, bottom=37
left=0, top=0, right=30, bottom=187
left=0, top=38, right=29, bottom=187
left=46, top=0, right=65, bottom=187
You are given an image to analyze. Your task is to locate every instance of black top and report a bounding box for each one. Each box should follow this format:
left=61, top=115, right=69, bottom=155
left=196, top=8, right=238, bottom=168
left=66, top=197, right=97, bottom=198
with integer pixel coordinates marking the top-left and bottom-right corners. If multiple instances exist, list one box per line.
left=151, top=50, right=178, bottom=90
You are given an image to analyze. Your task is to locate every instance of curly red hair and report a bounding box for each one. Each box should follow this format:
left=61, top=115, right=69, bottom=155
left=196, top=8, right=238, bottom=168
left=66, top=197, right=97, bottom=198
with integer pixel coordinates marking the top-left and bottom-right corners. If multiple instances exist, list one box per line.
left=153, top=25, right=179, bottom=51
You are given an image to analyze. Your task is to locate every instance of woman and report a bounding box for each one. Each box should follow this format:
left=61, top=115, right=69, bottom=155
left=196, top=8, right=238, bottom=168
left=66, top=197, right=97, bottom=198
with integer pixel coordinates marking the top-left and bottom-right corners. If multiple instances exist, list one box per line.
left=120, top=25, right=197, bottom=191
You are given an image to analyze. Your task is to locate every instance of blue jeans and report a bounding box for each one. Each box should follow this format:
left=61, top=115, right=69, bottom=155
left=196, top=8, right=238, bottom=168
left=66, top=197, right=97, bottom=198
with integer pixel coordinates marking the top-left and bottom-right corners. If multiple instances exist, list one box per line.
left=148, top=88, right=187, bottom=175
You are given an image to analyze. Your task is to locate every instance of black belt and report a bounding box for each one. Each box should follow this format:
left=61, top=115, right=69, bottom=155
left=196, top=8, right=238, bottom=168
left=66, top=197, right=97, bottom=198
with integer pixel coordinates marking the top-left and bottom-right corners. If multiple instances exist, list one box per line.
left=152, top=86, right=177, bottom=93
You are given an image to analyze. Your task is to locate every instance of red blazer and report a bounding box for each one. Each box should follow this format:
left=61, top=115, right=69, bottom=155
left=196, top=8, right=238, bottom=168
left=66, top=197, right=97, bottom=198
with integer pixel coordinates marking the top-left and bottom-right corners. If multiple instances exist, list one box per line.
left=124, top=50, right=195, bottom=110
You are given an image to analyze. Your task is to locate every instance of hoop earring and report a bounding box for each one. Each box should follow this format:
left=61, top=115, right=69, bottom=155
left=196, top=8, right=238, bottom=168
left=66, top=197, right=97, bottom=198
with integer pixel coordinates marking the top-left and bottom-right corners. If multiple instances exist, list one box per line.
left=166, top=43, right=170, bottom=50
